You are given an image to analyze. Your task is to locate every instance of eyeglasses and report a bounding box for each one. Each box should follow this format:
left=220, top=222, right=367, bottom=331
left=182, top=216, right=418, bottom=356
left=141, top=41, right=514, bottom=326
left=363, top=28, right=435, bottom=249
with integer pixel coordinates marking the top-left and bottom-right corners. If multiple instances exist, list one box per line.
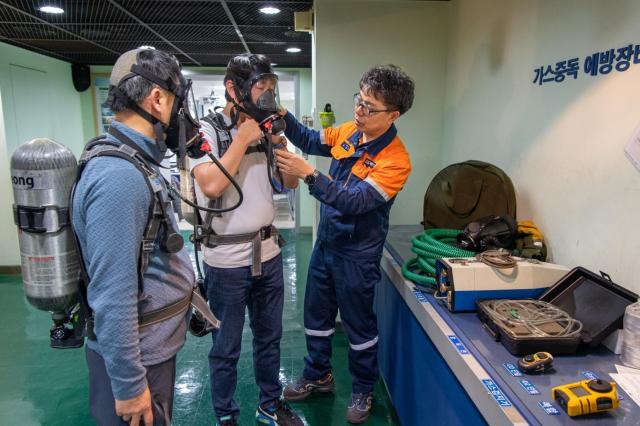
left=353, top=93, right=395, bottom=116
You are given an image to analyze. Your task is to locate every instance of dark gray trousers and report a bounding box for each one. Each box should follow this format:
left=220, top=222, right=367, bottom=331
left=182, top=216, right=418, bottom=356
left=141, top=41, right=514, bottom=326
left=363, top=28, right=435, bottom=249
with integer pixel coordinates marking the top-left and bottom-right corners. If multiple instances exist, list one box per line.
left=86, top=347, right=176, bottom=426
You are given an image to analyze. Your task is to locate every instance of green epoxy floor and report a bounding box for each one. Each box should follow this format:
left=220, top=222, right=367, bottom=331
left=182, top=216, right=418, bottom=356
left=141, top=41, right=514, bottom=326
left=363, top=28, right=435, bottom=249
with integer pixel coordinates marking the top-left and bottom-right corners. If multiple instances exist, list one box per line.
left=0, top=230, right=399, bottom=425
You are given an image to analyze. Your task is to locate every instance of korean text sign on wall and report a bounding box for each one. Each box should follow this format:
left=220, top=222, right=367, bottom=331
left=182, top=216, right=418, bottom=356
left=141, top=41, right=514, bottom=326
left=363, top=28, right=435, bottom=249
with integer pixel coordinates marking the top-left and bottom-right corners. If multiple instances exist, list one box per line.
left=533, top=44, right=640, bottom=85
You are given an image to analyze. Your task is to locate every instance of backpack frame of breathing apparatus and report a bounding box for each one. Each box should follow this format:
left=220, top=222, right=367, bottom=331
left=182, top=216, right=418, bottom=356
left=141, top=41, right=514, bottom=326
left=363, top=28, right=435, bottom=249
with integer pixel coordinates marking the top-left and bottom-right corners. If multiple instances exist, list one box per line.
left=12, top=133, right=214, bottom=349
left=72, top=135, right=191, bottom=348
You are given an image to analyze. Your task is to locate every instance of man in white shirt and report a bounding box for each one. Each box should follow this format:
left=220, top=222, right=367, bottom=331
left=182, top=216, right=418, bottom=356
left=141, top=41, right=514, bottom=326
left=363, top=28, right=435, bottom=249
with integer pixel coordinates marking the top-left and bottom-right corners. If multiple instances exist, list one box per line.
left=190, top=53, right=302, bottom=426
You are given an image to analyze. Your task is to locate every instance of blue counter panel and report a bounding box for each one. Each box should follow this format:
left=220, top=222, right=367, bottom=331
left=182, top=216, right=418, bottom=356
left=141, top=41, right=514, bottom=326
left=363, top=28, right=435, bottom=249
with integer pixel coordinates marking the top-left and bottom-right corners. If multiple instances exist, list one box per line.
left=382, top=225, right=640, bottom=426
left=376, top=272, right=487, bottom=426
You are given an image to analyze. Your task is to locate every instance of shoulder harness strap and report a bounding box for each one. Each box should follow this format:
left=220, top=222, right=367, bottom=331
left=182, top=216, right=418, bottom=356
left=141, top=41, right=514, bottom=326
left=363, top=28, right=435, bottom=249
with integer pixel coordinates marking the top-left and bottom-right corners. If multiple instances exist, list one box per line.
left=78, top=139, right=166, bottom=293
left=76, top=137, right=190, bottom=340
left=202, top=112, right=232, bottom=158
left=201, top=113, right=232, bottom=218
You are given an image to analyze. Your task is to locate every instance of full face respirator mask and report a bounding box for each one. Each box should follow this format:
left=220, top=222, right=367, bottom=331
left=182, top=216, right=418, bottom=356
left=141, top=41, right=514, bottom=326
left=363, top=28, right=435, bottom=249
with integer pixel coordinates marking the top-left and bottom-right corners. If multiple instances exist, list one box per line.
left=230, top=72, right=286, bottom=136
left=164, top=75, right=210, bottom=160
left=107, top=49, right=207, bottom=161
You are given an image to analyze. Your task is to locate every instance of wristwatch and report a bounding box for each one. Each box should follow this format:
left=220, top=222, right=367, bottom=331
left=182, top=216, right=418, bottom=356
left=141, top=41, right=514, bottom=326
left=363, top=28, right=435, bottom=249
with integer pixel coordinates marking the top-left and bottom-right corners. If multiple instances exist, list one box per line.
left=304, top=169, right=320, bottom=186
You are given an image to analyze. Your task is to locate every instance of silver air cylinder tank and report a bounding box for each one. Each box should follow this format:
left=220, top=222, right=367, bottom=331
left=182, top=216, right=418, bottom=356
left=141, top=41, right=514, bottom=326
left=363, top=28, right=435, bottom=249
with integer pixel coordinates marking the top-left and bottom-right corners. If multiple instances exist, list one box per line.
left=11, top=138, right=80, bottom=314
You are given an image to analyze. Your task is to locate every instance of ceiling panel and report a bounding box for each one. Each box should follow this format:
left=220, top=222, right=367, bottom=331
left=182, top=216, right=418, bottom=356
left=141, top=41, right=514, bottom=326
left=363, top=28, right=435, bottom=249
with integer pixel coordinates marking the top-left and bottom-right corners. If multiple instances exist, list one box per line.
left=0, top=0, right=313, bottom=67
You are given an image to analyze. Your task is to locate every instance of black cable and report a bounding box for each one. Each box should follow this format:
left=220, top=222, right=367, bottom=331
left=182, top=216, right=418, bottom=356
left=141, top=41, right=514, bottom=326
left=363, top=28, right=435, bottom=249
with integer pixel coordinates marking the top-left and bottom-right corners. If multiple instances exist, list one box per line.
left=167, top=151, right=244, bottom=214
left=217, top=104, right=283, bottom=193
left=193, top=211, right=204, bottom=281
left=262, top=135, right=284, bottom=194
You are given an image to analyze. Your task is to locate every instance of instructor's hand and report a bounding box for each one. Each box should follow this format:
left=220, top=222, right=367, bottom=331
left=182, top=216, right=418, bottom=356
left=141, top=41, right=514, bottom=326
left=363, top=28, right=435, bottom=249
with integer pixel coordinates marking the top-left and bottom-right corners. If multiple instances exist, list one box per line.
left=115, top=386, right=153, bottom=426
left=275, top=149, right=315, bottom=179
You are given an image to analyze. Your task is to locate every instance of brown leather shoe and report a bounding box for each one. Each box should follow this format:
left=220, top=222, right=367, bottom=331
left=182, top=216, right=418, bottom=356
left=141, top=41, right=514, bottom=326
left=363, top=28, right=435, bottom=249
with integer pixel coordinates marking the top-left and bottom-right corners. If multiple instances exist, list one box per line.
left=283, top=372, right=335, bottom=401
left=346, top=392, right=373, bottom=424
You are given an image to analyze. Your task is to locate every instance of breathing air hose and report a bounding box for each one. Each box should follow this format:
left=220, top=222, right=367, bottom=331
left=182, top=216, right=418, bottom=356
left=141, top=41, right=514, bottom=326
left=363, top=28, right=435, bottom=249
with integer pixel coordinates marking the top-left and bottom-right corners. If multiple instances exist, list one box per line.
left=401, top=228, right=474, bottom=288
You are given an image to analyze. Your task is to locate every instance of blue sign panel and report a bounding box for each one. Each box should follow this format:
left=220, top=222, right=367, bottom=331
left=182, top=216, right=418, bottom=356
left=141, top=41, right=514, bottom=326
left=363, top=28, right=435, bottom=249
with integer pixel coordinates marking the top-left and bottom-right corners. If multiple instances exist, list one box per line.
left=519, top=379, right=540, bottom=395
left=538, top=401, right=560, bottom=415
left=503, top=363, right=522, bottom=377
left=448, top=335, right=469, bottom=355
left=581, top=371, right=599, bottom=381
left=413, top=290, right=428, bottom=303
left=482, top=379, right=512, bottom=408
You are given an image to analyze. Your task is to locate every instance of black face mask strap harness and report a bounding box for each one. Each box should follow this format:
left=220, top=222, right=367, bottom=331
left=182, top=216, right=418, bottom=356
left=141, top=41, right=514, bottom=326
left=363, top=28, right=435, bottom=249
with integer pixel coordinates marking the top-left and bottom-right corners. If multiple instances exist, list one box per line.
left=110, top=63, right=183, bottom=154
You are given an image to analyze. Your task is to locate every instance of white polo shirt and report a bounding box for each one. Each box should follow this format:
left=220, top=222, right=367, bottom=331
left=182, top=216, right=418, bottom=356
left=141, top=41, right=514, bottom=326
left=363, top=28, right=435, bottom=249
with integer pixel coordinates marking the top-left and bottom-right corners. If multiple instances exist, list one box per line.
left=189, top=113, right=280, bottom=268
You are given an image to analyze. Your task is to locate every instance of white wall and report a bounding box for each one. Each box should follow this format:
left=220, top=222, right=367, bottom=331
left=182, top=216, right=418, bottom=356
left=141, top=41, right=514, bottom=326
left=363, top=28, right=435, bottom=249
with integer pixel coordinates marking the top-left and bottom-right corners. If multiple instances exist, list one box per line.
left=442, top=0, right=640, bottom=294
left=0, top=86, right=15, bottom=267
left=295, top=68, right=315, bottom=229
left=314, top=0, right=450, bottom=225
left=0, top=42, right=86, bottom=267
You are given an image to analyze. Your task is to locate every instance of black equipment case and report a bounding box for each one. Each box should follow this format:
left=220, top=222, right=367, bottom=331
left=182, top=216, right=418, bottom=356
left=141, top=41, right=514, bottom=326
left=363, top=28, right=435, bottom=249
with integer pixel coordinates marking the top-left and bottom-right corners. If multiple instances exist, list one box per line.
left=477, top=267, right=638, bottom=355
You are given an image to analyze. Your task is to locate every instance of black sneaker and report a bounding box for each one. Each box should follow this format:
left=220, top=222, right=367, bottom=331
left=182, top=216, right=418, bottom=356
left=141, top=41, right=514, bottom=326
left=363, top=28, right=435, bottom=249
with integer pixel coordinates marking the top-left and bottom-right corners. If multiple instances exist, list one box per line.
left=283, top=372, right=335, bottom=401
left=218, top=414, right=238, bottom=426
left=346, top=392, right=373, bottom=424
left=256, top=398, right=304, bottom=425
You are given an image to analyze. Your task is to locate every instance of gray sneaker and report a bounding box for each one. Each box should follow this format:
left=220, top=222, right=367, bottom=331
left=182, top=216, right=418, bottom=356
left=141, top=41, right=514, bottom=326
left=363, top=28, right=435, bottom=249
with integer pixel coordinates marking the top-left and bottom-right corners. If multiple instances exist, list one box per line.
left=346, top=392, right=373, bottom=424
left=283, top=372, right=335, bottom=401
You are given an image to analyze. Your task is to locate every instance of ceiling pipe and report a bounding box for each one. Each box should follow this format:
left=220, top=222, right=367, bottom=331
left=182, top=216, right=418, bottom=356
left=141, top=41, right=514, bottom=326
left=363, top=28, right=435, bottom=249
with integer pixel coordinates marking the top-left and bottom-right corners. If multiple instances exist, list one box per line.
left=107, top=0, right=202, bottom=65
left=219, top=0, right=251, bottom=54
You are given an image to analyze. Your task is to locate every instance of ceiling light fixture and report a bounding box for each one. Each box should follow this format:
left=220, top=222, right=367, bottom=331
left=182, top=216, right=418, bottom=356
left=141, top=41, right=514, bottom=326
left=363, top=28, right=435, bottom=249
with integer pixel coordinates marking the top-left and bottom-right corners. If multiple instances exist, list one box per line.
left=271, top=63, right=278, bottom=67
left=39, top=5, right=64, bottom=14
left=286, top=47, right=301, bottom=53
left=259, top=6, right=281, bottom=15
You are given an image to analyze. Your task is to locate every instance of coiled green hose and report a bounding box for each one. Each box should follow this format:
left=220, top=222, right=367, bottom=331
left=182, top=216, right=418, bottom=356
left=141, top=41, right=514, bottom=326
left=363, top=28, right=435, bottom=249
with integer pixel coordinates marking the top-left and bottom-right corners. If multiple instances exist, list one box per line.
left=401, top=228, right=474, bottom=288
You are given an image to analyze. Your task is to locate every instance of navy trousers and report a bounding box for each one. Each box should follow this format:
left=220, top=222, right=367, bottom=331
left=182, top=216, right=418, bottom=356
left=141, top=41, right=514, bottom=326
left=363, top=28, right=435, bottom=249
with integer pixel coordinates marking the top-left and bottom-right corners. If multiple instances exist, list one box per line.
left=205, top=254, right=284, bottom=421
left=86, top=347, right=176, bottom=426
left=302, top=242, right=381, bottom=393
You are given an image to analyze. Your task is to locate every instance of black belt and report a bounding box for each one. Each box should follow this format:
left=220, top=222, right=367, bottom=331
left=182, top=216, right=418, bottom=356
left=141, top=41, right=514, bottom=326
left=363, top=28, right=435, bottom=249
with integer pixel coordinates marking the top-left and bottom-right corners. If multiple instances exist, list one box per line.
left=202, top=225, right=282, bottom=277
left=87, top=289, right=220, bottom=341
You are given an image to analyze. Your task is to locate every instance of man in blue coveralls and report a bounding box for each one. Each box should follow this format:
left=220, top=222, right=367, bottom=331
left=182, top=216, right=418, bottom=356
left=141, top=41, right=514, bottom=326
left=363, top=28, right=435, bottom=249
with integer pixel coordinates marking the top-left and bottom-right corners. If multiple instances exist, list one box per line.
left=275, top=65, right=415, bottom=424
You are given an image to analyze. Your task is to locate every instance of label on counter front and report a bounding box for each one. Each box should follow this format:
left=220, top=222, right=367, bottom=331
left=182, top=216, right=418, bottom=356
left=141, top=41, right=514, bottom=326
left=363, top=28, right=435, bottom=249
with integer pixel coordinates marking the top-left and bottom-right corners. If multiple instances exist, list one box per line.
left=482, top=379, right=512, bottom=407
left=503, top=363, right=522, bottom=377
left=519, top=379, right=540, bottom=395
left=413, top=290, right=428, bottom=303
left=448, top=335, right=469, bottom=355
left=538, top=401, right=560, bottom=415
left=581, top=370, right=599, bottom=380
